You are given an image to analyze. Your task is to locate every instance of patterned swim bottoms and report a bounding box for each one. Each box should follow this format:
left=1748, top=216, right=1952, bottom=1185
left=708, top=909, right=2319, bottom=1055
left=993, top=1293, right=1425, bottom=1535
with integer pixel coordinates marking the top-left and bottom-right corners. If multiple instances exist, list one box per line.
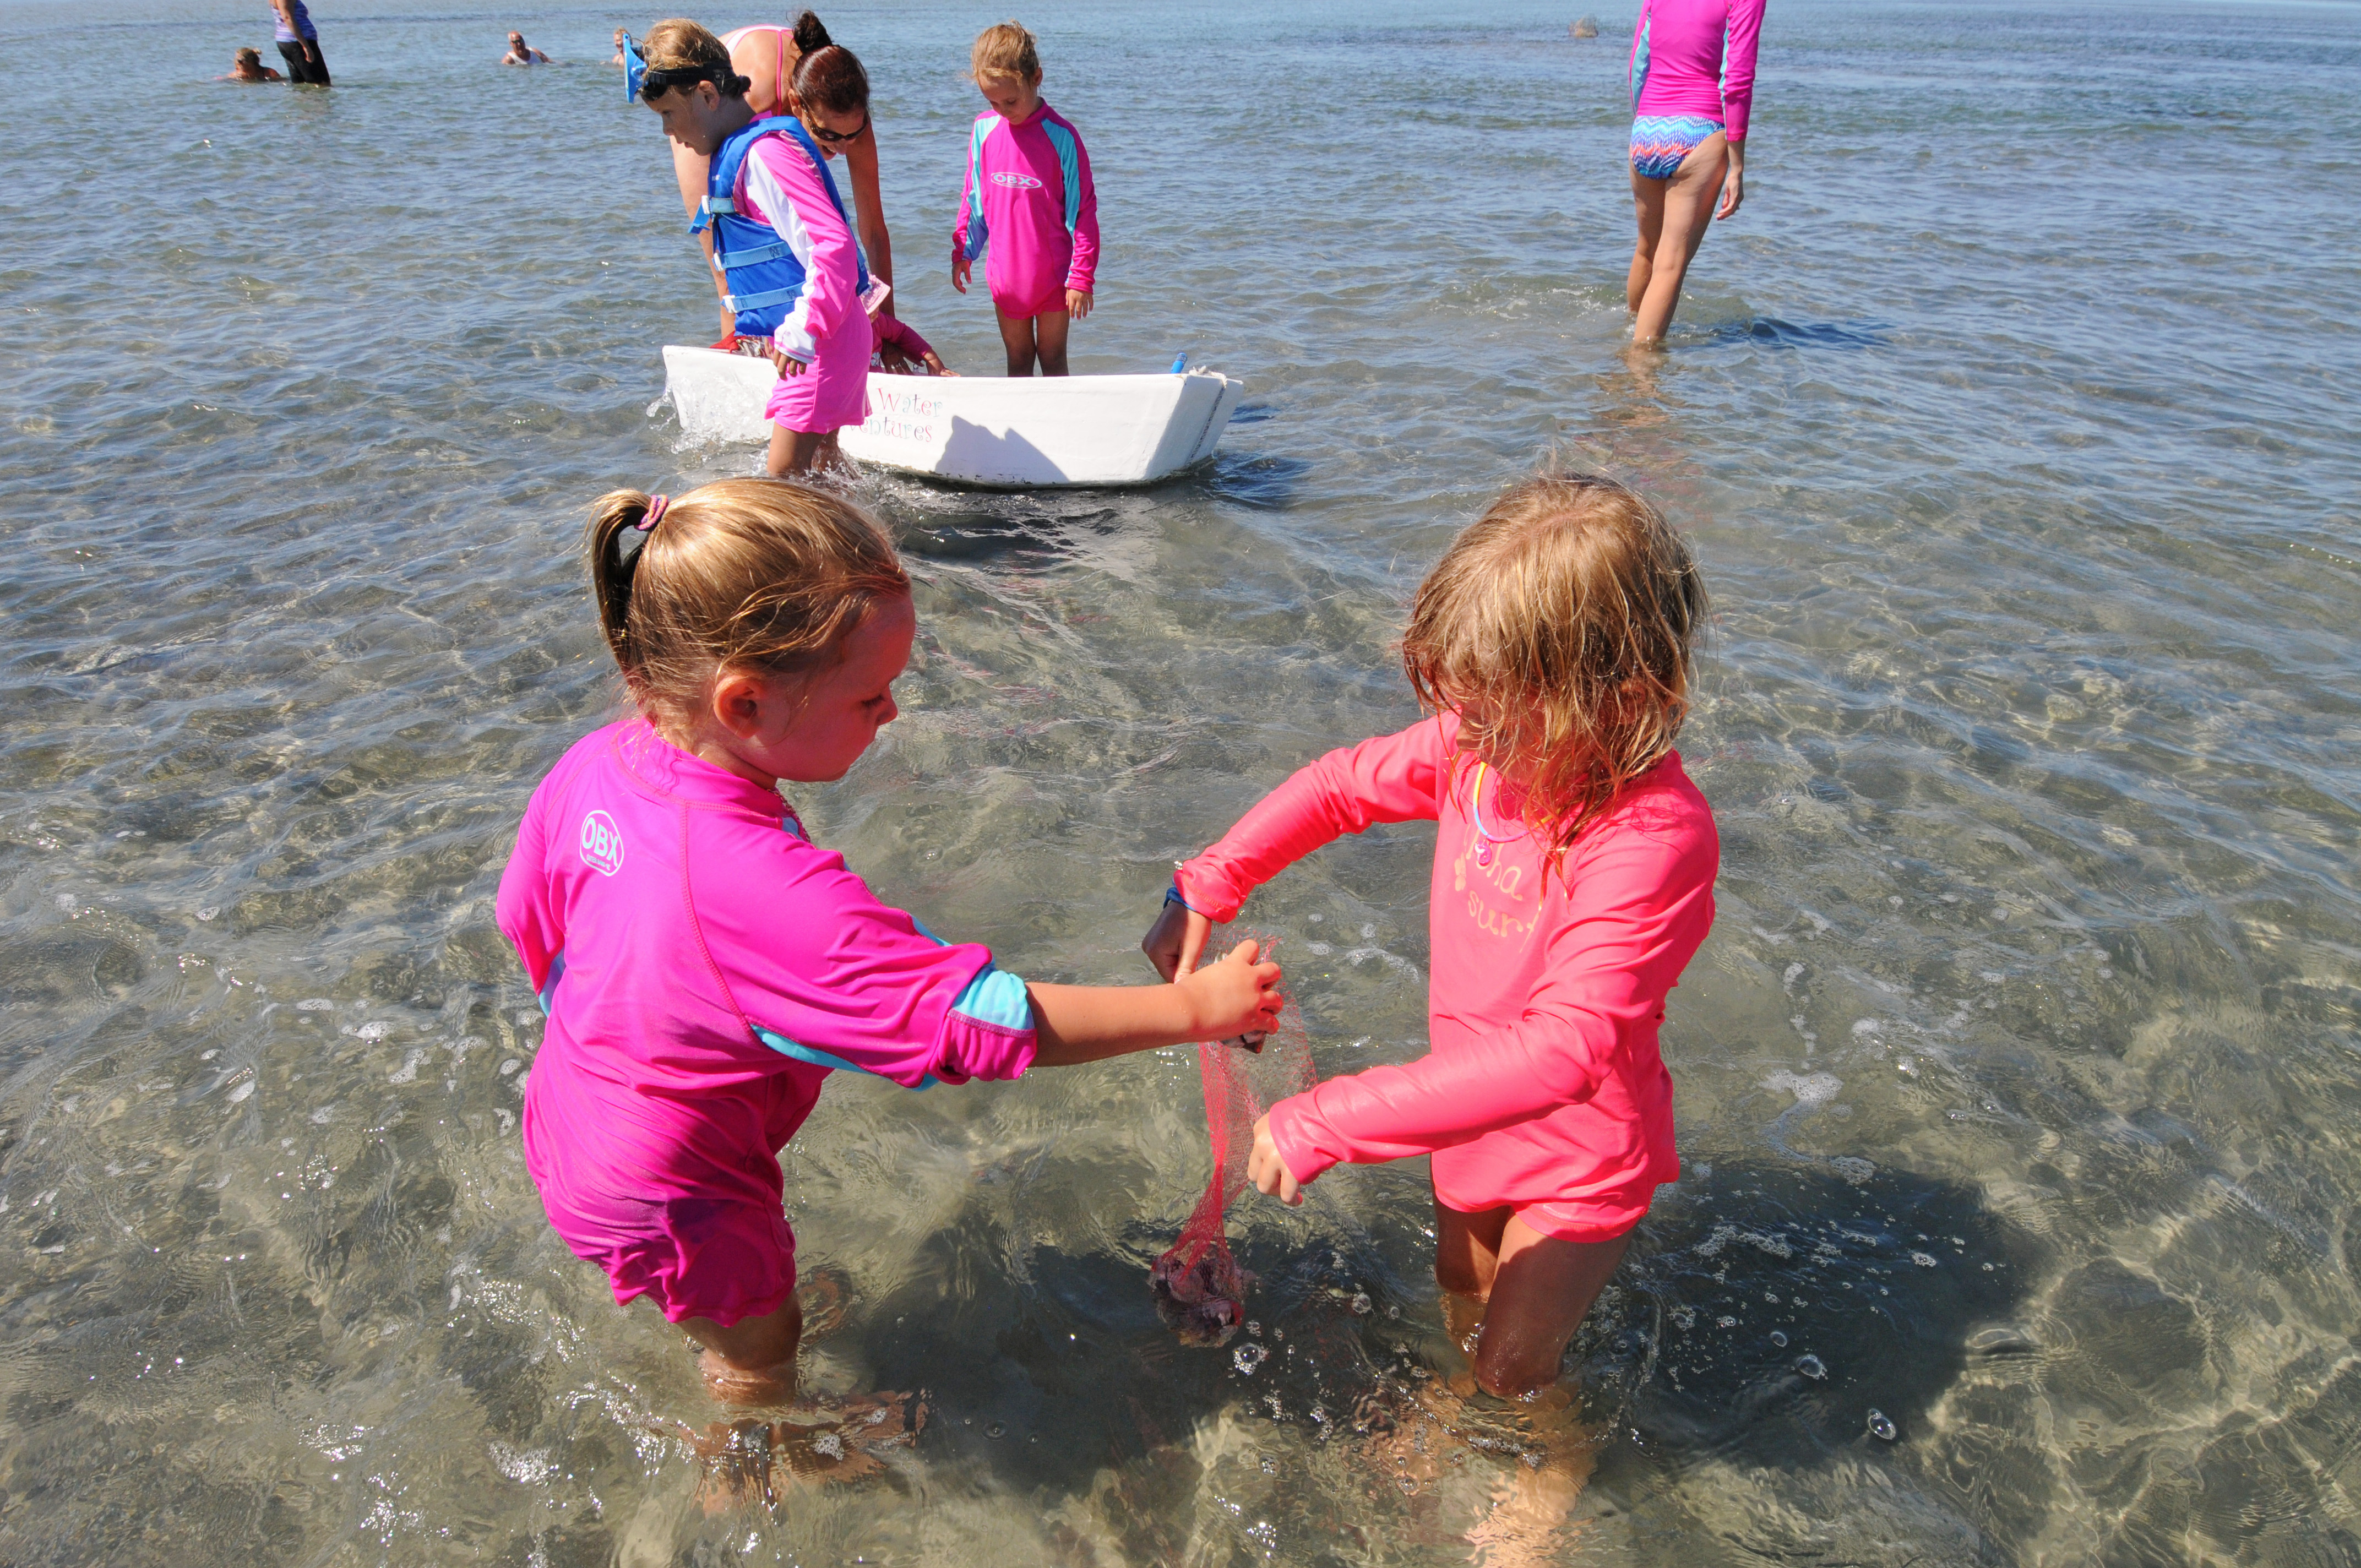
left=1630, top=115, right=1723, bottom=179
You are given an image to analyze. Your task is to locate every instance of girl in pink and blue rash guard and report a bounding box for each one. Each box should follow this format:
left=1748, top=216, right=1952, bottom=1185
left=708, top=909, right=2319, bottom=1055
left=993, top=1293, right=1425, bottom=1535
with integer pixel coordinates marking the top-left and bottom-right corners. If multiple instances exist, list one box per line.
left=951, top=22, right=1098, bottom=377
left=1143, top=474, right=1717, bottom=1405
left=1624, top=0, right=1766, bottom=344
left=499, top=480, right=1282, bottom=1404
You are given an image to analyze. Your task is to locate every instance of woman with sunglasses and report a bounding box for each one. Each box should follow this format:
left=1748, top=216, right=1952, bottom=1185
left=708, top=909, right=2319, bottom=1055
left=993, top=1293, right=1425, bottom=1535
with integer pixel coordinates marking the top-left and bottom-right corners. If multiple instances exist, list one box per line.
left=641, top=20, right=872, bottom=476
left=663, top=13, right=897, bottom=346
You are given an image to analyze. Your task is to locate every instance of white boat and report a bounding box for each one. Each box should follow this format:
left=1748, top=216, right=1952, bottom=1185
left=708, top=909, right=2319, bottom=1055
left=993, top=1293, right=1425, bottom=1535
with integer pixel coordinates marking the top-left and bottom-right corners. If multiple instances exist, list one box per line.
left=660, top=345, right=1246, bottom=489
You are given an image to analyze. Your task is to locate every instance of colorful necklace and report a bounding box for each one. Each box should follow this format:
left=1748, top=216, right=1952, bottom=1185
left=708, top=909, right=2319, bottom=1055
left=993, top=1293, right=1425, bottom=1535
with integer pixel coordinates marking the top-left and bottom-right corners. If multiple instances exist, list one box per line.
left=1469, top=760, right=1527, bottom=868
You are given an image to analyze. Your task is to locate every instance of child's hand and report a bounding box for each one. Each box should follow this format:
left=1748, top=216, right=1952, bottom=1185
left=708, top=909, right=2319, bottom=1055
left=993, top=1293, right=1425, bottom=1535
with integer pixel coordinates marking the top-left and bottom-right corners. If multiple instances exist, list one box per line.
left=1065, top=288, right=1093, bottom=320
left=1176, top=939, right=1282, bottom=1041
left=771, top=349, right=809, bottom=377
left=923, top=350, right=957, bottom=377
left=951, top=248, right=971, bottom=295
left=1247, top=1113, right=1303, bottom=1206
left=1141, top=896, right=1214, bottom=981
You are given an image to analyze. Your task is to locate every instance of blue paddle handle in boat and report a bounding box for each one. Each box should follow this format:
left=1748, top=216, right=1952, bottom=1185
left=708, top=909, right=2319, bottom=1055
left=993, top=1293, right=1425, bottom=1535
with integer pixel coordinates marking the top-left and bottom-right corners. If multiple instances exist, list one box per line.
left=1171, top=353, right=1188, bottom=373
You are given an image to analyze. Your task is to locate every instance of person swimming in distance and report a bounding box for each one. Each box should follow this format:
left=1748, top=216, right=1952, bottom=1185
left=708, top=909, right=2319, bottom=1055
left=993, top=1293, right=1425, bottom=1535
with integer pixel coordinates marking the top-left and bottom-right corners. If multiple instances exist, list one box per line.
left=222, top=46, right=284, bottom=81
left=611, top=27, right=630, bottom=66
left=502, top=31, right=552, bottom=64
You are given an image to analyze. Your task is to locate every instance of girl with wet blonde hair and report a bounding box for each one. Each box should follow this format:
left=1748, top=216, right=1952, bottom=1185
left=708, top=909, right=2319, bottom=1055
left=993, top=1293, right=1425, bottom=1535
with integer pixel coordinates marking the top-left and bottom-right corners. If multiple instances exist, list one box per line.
left=1144, top=471, right=1719, bottom=1404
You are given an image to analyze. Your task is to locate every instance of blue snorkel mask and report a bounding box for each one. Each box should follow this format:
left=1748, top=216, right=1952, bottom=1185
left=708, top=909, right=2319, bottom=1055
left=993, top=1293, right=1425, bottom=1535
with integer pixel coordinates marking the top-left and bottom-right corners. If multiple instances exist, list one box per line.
left=622, top=31, right=648, bottom=102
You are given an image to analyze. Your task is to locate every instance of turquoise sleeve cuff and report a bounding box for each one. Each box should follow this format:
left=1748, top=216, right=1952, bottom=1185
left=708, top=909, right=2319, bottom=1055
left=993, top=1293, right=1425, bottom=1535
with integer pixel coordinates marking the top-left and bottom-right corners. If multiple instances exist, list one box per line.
left=951, top=963, right=1033, bottom=1032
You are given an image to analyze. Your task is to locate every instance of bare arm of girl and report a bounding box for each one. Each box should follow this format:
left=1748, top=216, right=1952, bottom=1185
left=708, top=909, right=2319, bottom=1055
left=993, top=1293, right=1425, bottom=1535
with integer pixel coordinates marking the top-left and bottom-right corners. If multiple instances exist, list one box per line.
left=1028, top=940, right=1281, bottom=1066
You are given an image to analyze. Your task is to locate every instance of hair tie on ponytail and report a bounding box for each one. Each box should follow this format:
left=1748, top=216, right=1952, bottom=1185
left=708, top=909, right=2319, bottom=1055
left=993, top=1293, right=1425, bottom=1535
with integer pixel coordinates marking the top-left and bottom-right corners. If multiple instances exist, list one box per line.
left=613, top=494, right=670, bottom=573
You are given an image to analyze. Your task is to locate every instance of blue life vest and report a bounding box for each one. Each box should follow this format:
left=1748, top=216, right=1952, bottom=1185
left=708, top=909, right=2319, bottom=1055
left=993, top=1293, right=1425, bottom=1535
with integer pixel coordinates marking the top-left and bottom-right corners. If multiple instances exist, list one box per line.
left=692, top=116, right=867, bottom=341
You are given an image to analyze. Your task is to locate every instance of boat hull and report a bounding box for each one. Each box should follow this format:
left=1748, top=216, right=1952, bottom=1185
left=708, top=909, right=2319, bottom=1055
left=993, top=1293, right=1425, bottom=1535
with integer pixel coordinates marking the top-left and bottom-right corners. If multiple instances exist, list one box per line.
left=660, top=346, right=1244, bottom=489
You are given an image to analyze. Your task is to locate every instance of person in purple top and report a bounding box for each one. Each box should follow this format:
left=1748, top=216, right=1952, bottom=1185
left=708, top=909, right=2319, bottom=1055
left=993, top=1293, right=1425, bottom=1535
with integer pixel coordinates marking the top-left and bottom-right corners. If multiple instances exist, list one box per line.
left=1625, top=0, right=1765, bottom=344
left=270, top=0, right=328, bottom=85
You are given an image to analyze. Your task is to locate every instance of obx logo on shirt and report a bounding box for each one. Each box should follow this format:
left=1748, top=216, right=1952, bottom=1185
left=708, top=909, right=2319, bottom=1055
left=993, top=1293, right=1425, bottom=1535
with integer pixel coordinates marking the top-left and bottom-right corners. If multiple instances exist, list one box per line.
left=989, top=171, right=1044, bottom=190
left=578, top=810, right=624, bottom=876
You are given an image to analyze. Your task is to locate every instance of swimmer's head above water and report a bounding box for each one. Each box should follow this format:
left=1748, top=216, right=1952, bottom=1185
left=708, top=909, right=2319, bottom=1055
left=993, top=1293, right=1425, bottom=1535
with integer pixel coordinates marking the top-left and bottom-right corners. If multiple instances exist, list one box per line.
left=1401, top=472, right=1708, bottom=870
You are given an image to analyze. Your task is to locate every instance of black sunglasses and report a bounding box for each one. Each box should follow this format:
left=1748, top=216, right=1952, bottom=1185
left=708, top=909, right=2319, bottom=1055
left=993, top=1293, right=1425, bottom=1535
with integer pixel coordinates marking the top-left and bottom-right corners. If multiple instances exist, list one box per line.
left=804, top=110, right=871, bottom=144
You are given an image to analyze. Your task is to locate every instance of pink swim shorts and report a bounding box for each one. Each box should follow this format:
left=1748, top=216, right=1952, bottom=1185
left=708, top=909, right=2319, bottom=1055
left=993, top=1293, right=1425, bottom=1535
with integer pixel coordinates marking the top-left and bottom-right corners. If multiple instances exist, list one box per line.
left=1436, top=1174, right=1660, bottom=1246
left=541, top=1185, right=797, bottom=1327
left=990, top=284, right=1070, bottom=322
left=764, top=311, right=874, bottom=435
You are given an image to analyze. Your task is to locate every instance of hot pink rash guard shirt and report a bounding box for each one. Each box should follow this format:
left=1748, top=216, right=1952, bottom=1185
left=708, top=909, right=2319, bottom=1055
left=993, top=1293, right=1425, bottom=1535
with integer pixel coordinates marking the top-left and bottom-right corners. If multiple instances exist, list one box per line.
left=1176, top=714, right=1717, bottom=1219
left=736, top=126, right=867, bottom=363
left=953, top=103, right=1099, bottom=315
left=496, top=721, right=1037, bottom=1275
left=1630, top=0, right=1767, bottom=142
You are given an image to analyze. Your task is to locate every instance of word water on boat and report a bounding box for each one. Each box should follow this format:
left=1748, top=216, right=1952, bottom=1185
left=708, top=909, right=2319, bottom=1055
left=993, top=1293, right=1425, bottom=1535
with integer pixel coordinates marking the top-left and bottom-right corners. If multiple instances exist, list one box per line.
left=660, top=346, right=1245, bottom=489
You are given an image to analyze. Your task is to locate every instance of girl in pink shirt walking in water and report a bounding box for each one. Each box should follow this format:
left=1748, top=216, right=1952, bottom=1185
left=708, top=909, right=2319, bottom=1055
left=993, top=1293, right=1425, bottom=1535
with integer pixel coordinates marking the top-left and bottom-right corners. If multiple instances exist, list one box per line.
left=951, top=22, right=1098, bottom=375
left=499, top=480, right=1282, bottom=1407
left=1143, top=473, right=1718, bottom=1411
left=1626, top=0, right=1766, bottom=344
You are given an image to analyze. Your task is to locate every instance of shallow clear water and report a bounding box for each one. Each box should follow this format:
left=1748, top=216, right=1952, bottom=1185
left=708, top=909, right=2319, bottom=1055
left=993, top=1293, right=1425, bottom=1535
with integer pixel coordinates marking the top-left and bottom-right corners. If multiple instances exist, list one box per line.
left=4, top=0, right=2359, bottom=1562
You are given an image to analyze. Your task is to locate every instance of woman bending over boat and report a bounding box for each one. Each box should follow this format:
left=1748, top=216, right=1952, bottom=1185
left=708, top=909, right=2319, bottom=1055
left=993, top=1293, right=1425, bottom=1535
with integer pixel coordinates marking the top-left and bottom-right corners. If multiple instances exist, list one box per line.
left=664, top=13, right=899, bottom=343
left=640, top=20, right=872, bottom=477
left=1625, top=0, right=1764, bottom=345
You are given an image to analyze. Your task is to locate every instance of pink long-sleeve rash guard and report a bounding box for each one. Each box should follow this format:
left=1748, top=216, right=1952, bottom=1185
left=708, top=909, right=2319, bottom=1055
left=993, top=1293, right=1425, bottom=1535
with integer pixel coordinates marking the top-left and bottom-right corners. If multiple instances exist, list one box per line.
left=953, top=103, right=1098, bottom=313
left=1176, top=714, right=1717, bottom=1217
left=737, top=128, right=865, bottom=363
left=496, top=721, right=1037, bottom=1235
left=1631, top=0, right=1767, bottom=142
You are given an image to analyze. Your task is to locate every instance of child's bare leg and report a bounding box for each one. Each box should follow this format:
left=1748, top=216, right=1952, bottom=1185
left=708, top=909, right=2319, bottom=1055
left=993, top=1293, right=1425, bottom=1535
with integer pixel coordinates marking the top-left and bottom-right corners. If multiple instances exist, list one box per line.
left=1627, top=171, right=1667, bottom=314
left=1435, top=1198, right=1513, bottom=1371
left=1468, top=1218, right=1627, bottom=1399
left=1451, top=1215, right=1626, bottom=1565
left=1031, top=309, right=1073, bottom=376
left=993, top=307, right=1039, bottom=376
left=682, top=1295, right=803, bottom=1405
left=766, top=425, right=841, bottom=479
left=1630, top=133, right=1728, bottom=345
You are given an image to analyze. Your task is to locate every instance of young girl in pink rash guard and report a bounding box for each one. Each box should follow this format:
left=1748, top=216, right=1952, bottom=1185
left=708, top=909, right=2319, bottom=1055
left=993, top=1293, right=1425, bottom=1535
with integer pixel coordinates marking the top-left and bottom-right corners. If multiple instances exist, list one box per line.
left=1142, top=473, right=1718, bottom=1402
left=950, top=21, right=1098, bottom=377
left=499, top=480, right=1283, bottom=1404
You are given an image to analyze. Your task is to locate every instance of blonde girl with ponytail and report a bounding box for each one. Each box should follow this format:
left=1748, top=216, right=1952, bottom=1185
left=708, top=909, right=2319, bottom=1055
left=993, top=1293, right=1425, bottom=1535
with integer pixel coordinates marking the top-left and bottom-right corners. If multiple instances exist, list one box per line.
left=497, top=479, right=1282, bottom=1404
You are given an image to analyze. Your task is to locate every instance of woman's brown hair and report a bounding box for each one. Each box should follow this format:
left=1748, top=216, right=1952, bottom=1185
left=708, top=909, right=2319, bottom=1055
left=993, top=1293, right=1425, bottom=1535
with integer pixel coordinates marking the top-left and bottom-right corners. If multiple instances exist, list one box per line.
left=1401, top=472, right=1707, bottom=873
left=585, top=479, right=910, bottom=740
left=791, top=26, right=870, bottom=118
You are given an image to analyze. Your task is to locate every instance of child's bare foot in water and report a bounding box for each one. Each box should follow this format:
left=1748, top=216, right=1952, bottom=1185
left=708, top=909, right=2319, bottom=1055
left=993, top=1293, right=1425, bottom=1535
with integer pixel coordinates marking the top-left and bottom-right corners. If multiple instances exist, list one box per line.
left=684, top=1391, right=928, bottom=1509
left=1461, top=1386, right=1598, bottom=1568
left=691, top=1418, right=777, bottom=1512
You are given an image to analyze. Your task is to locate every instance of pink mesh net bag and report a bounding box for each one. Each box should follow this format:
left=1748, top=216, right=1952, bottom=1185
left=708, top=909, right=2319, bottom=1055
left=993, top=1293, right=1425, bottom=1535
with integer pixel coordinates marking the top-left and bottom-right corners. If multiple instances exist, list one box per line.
left=1151, top=936, right=1316, bottom=1347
